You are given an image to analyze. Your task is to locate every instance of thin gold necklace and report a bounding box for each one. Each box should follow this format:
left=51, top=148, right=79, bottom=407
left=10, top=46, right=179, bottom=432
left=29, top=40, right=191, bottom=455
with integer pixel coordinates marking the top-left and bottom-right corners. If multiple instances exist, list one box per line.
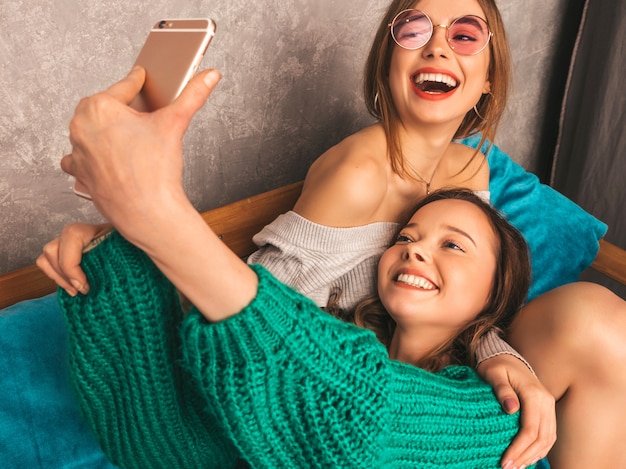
left=407, top=159, right=442, bottom=195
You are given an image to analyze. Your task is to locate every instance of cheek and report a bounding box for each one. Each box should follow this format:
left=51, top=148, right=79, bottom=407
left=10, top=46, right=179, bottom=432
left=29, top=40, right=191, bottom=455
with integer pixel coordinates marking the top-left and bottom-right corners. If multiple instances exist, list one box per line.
left=454, top=262, right=494, bottom=306
left=377, top=253, right=389, bottom=287
left=451, top=278, right=493, bottom=326
left=478, top=276, right=495, bottom=311
left=376, top=250, right=397, bottom=305
left=474, top=264, right=496, bottom=306
left=479, top=59, right=492, bottom=91
left=388, top=50, right=412, bottom=90
left=461, top=58, right=490, bottom=89
left=389, top=48, right=402, bottom=73
left=376, top=276, right=394, bottom=317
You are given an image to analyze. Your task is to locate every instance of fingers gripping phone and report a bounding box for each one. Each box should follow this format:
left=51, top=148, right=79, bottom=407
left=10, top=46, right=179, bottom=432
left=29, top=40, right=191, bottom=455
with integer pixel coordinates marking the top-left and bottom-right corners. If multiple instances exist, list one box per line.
left=73, top=18, right=216, bottom=199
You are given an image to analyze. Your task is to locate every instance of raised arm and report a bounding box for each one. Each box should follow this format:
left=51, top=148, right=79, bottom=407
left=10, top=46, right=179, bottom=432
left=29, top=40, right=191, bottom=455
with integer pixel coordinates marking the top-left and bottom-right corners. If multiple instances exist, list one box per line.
left=62, top=67, right=256, bottom=322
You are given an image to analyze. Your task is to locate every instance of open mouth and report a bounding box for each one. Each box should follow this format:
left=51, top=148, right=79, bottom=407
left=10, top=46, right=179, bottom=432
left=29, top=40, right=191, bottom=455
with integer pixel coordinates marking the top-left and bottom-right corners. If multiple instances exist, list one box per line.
left=396, top=273, right=437, bottom=290
left=413, top=73, right=458, bottom=94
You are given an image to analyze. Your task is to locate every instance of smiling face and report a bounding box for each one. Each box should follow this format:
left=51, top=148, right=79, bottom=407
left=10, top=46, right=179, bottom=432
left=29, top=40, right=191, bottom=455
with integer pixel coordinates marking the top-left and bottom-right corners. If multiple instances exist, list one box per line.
left=377, top=198, right=498, bottom=340
left=388, top=0, right=492, bottom=130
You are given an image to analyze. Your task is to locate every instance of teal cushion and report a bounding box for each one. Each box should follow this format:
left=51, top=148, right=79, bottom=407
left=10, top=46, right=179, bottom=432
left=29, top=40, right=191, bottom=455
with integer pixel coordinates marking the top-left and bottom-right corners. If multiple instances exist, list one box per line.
left=461, top=135, right=607, bottom=300
left=0, top=293, right=116, bottom=468
left=536, top=456, right=551, bottom=468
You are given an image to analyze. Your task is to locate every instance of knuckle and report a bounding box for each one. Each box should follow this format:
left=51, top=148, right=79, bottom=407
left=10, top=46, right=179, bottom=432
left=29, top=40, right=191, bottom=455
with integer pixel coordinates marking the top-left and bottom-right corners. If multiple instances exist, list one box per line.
left=60, top=224, right=75, bottom=239
left=75, top=95, right=91, bottom=112
left=72, top=94, right=111, bottom=128
left=40, top=240, right=58, bottom=257
left=78, top=93, right=108, bottom=112
left=89, top=92, right=111, bottom=112
left=61, top=223, right=83, bottom=238
left=68, top=116, right=81, bottom=137
left=35, top=253, right=47, bottom=269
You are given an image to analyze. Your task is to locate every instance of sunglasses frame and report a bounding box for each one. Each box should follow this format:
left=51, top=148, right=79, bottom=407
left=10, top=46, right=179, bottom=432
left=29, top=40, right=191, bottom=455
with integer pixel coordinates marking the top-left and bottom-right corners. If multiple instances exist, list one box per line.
left=389, top=9, right=493, bottom=56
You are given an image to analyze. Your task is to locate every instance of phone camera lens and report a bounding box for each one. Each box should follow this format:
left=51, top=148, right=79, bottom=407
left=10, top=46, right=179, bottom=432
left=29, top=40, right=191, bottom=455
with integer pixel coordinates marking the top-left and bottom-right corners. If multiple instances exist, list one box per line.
left=158, top=20, right=166, bottom=29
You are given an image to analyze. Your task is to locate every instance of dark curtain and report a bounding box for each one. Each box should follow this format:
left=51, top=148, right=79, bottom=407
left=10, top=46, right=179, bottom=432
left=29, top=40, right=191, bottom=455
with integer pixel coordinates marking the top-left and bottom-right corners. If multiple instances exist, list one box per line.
left=551, top=0, right=626, bottom=299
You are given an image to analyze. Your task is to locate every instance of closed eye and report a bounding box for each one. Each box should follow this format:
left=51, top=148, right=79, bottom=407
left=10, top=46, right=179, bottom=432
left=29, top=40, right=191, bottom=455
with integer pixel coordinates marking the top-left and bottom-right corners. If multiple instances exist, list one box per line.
left=451, top=32, right=478, bottom=43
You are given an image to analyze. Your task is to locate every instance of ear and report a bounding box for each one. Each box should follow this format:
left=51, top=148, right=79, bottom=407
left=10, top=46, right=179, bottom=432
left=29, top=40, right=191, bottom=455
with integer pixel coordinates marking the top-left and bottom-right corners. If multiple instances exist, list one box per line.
left=482, top=80, right=491, bottom=95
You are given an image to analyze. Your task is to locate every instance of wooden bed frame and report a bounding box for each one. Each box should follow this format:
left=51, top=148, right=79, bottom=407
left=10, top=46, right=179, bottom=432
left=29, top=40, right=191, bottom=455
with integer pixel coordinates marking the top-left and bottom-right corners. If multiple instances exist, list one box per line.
left=1, top=180, right=625, bottom=310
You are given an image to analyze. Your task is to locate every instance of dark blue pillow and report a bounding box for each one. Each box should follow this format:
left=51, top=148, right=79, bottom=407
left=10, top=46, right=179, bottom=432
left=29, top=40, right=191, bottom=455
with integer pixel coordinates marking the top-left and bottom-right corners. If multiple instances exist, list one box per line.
left=461, top=135, right=607, bottom=300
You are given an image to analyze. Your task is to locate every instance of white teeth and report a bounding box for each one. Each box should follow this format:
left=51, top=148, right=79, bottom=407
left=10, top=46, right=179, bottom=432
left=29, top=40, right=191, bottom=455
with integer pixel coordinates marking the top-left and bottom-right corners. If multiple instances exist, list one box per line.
left=397, top=273, right=436, bottom=290
left=415, top=73, right=458, bottom=88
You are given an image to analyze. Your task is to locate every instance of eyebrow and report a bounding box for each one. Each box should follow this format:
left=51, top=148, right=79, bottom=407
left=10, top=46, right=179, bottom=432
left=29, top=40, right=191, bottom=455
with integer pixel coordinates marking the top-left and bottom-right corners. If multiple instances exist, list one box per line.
left=403, top=222, right=478, bottom=248
left=444, top=225, right=477, bottom=248
left=454, top=16, right=486, bottom=28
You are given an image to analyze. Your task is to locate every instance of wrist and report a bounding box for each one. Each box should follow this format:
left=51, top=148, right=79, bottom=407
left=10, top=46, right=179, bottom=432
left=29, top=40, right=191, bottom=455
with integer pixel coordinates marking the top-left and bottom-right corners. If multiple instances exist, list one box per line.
left=109, top=186, right=194, bottom=250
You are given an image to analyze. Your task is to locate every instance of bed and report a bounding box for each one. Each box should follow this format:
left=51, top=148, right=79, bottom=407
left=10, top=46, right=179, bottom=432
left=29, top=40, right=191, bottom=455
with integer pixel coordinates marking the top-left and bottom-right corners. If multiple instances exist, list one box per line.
left=0, top=180, right=625, bottom=310
left=1, top=146, right=625, bottom=468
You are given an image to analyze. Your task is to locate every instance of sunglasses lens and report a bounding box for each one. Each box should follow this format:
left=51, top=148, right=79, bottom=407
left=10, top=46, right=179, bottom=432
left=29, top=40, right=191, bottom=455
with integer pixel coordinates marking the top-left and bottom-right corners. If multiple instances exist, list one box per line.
left=448, top=16, right=491, bottom=55
left=391, top=10, right=432, bottom=50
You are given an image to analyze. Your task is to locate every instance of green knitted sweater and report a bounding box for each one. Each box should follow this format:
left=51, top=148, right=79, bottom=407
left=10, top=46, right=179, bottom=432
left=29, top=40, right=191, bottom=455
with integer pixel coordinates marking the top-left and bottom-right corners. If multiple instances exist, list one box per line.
left=59, top=231, right=531, bottom=469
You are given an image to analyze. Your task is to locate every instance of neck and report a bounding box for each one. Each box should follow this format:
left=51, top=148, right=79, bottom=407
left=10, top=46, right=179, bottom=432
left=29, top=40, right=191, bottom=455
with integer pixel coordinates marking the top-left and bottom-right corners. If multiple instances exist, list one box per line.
left=397, top=126, right=455, bottom=183
left=388, top=327, right=452, bottom=366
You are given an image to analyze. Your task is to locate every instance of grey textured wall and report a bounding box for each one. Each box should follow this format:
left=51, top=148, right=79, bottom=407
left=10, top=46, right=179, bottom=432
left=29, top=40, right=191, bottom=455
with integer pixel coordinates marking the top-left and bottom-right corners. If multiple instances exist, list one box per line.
left=0, top=0, right=572, bottom=274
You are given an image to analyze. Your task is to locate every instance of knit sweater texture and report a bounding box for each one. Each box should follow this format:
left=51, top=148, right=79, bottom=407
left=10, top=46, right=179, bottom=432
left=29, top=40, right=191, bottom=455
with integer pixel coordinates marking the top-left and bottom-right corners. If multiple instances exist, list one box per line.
left=59, top=231, right=532, bottom=469
left=248, top=210, right=529, bottom=370
left=247, top=210, right=399, bottom=311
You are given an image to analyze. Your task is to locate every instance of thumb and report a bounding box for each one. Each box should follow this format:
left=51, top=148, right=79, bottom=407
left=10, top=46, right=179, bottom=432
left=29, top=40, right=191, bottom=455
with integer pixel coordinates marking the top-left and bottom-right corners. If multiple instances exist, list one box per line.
left=104, top=66, right=147, bottom=105
left=163, top=69, right=222, bottom=133
left=494, top=385, right=521, bottom=414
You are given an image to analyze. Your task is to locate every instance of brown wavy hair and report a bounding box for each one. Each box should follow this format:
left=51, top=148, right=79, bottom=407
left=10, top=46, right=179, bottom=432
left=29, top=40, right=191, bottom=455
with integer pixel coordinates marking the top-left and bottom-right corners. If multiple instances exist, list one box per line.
left=363, top=0, right=512, bottom=178
left=352, top=189, right=530, bottom=372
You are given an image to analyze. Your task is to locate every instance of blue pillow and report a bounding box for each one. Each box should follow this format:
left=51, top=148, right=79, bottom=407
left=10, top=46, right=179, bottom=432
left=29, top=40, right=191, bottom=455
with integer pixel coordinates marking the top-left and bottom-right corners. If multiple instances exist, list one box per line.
left=461, top=135, right=607, bottom=301
left=0, top=293, right=116, bottom=468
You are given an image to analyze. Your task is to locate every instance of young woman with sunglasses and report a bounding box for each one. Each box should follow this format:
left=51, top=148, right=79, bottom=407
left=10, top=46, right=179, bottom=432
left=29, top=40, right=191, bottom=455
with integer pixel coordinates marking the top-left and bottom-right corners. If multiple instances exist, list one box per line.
left=40, top=0, right=626, bottom=467
left=57, top=187, right=538, bottom=469
left=250, top=1, right=626, bottom=466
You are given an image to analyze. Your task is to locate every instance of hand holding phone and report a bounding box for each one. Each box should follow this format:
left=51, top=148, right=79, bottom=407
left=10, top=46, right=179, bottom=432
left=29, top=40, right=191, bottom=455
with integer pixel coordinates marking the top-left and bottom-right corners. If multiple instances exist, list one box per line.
left=73, top=18, right=216, bottom=199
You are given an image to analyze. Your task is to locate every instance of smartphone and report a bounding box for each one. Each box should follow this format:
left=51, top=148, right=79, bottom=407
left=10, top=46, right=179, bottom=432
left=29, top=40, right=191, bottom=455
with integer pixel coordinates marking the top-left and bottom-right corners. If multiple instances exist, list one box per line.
left=73, top=18, right=216, bottom=199
left=130, top=18, right=216, bottom=111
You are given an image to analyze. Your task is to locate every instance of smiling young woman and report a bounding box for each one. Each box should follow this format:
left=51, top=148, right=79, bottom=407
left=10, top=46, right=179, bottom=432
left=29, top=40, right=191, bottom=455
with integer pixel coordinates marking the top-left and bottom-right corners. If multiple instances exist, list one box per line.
left=39, top=1, right=549, bottom=466
left=38, top=0, right=626, bottom=466
left=354, top=189, right=531, bottom=375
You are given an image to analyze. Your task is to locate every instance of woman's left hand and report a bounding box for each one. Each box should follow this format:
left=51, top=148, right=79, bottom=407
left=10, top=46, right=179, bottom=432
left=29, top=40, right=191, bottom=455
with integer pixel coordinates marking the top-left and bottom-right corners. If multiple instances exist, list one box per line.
left=477, top=354, right=556, bottom=468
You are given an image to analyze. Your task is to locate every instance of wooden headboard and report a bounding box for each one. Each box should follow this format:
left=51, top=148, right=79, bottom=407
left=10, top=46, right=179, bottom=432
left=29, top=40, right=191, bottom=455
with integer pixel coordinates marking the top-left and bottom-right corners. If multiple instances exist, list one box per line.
left=0, top=181, right=624, bottom=310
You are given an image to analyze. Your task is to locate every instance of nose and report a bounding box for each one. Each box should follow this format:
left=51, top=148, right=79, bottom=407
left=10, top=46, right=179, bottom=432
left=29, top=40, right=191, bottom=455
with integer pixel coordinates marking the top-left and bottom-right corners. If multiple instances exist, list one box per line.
left=403, top=242, right=430, bottom=263
left=421, top=24, right=450, bottom=59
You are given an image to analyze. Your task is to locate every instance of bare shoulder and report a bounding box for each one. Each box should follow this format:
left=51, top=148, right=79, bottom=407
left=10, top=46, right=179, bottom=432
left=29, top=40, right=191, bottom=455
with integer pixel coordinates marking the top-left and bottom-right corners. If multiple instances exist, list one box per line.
left=293, top=125, right=390, bottom=227
left=444, top=142, right=489, bottom=191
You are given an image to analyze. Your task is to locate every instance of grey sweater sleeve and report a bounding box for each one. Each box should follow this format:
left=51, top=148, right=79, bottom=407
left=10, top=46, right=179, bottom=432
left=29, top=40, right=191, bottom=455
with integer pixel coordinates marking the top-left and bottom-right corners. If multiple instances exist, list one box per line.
left=475, top=329, right=536, bottom=376
left=247, top=211, right=399, bottom=311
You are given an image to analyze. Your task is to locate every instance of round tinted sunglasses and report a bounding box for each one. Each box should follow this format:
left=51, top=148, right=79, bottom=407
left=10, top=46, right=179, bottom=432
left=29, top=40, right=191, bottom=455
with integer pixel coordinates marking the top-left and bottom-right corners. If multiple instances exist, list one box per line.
left=389, top=9, right=492, bottom=56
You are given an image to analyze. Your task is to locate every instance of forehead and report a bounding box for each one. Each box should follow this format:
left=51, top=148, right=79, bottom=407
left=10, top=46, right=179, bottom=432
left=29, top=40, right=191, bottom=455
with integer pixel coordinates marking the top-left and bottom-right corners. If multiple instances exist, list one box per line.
left=409, top=199, right=497, bottom=245
left=410, top=0, right=487, bottom=20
